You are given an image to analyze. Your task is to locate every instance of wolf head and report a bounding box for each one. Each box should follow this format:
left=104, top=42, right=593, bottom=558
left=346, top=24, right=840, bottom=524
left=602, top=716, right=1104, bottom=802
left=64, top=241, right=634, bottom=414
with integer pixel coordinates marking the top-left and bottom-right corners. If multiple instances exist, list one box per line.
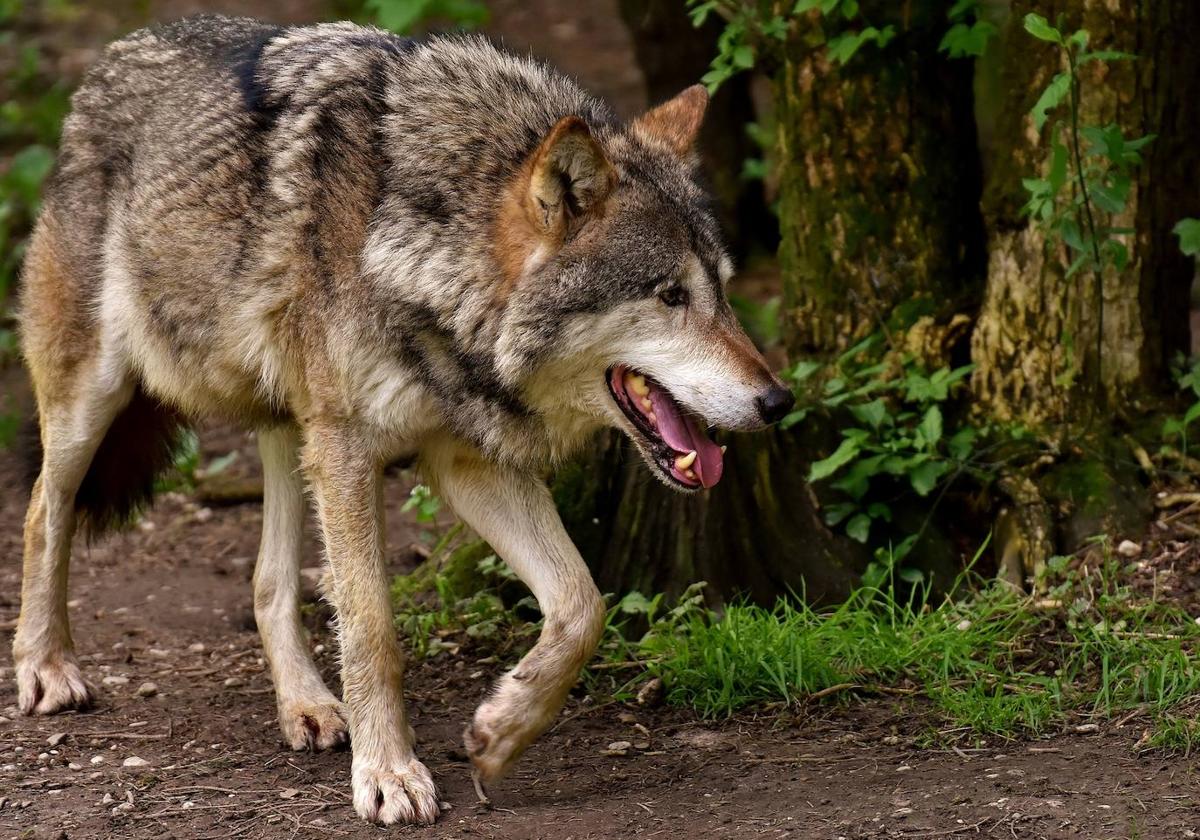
left=495, top=86, right=794, bottom=492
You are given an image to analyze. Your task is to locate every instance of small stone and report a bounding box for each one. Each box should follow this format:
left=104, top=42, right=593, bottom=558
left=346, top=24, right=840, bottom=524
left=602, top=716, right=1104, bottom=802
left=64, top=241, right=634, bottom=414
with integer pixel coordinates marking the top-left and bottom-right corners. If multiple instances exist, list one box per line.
left=102, top=793, right=116, bottom=805
left=956, top=619, right=972, bottom=631
left=136, top=682, right=158, bottom=698
left=1074, top=723, right=1100, bottom=734
left=603, top=740, right=632, bottom=756
left=279, top=788, right=300, bottom=800
left=122, top=756, right=150, bottom=768
left=223, top=677, right=245, bottom=688
left=148, top=648, right=170, bottom=658
left=188, top=643, right=206, bottom=653
left=47, top=733, right=67, bottom=747
left=103, top=675, right=130, bottom=687
left=636, top=677, right=664, bottom=708
left=1116, top=539, right=1141, bottom=558
left=68, top=762, right=82, bottom=771
left=90, top=755, right=105, bottom=765
left=193, top=507, right=214, bottom=523
left=617, top=712, right=637, bottom=724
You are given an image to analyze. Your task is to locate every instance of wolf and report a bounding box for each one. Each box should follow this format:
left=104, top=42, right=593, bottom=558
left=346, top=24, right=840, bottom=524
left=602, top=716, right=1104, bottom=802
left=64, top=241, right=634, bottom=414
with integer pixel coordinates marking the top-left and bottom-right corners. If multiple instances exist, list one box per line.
left=13, top=15, right=794, bottom=825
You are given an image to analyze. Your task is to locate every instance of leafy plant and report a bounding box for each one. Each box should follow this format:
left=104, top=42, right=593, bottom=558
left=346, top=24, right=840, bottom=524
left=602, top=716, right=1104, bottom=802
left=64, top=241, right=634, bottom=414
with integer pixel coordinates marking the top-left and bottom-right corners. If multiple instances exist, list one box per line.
left=788, top=334, right=977, bottom=549
left=363, top=0, right=487, bottom=33
left=686, top=0, right=894, bottom=92
left=1173, top=218, right=1200, bottom=257
left=1162, top=355, right=1200, bottom=457
left=938, top=0, right=996, bottom=59
left=1020, top=15, right=1150, bottom=399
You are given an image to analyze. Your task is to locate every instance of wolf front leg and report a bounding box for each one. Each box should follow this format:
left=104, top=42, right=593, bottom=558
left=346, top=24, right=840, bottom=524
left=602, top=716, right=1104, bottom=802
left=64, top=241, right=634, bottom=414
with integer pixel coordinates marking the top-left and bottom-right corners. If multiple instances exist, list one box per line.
left=302, top=423, right=439, bottom=825
left=423, top=437, right=606, bottom=789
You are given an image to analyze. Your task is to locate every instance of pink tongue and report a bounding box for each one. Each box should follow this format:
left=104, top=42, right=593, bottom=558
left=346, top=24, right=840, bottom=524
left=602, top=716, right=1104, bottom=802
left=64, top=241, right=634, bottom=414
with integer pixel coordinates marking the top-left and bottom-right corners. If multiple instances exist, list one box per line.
left=647, top=384, right=724, bottom=488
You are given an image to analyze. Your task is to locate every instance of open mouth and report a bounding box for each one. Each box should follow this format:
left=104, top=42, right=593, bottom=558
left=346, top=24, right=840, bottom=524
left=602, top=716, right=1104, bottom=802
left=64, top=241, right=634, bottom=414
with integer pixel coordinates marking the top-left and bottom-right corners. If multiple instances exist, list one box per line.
left=606, top=364, right=724, bottom=489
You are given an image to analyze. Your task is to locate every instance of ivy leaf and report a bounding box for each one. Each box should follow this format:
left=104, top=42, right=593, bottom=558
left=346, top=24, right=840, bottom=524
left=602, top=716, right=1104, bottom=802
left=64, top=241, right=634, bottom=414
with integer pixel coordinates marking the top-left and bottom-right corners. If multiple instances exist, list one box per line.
left=826, top=26, right=894, bottom=65
left=1031, top=72, right=1070, bottom=131
left=1173, top=218, right=1200, bottom=257
left=822, top=501, right=857, bottom=527
left=846, top=513, right=872, bottom=543
left=808, top=437, right=861, bottom=482
left=910, top=460, right=951, bottom=496
left=917, top=405, right=943, bottom=447
left=731, top=44, right=755, bottom=69
left=1023, top=13, right=1062, bottom=44
left=849, top=398, right=888, bottom=429
left=947, top=427, right=976, bottom=461
left=938, top=20, right=996, bottom=58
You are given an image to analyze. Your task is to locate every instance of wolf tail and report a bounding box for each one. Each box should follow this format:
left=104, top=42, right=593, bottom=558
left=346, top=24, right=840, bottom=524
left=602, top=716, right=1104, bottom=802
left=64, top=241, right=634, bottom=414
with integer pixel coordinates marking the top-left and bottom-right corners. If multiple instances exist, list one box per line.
left=22, top=387, right=189, bottom=538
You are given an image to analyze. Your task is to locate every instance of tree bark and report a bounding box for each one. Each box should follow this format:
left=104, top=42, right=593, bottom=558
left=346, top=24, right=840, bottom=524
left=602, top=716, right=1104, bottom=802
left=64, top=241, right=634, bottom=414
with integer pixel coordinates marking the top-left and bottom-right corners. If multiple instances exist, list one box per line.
left=970, top=0, right=1200, bottom=427
left=777, top=1, right=987, bottom=356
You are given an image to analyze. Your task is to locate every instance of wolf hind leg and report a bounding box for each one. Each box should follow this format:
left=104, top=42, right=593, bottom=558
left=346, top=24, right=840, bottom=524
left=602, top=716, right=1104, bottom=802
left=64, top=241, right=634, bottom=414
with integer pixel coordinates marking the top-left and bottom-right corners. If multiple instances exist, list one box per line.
left=254, top=425, right=348, bottom=751
left=422, top=436, right=606, bottom=787
left=15, top=366, right=134, bottom=715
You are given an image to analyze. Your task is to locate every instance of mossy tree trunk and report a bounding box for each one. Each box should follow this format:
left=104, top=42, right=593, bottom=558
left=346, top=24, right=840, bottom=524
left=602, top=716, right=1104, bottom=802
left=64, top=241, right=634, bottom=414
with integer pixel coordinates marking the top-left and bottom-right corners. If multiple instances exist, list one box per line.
left=554, top=1, right=986, bottom=605
left=777, top=1, right=987, bottom=355
left=970, top=0, right=1200, bottom=427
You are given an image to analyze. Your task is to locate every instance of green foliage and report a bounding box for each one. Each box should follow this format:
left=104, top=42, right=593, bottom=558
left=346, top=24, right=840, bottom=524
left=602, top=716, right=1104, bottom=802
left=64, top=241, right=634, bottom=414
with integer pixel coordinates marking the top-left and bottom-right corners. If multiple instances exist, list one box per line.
left=1173, top=218, right=1200, bottom=257
left=785, top=334, right=977, bottom=549
left=938, top=0, right=996, bottom=59
left=686, top=0, right=894, bottom=92
left=363, top=0, right=487, bottom=33
left=153, top=431, right=238, bottom=493
left=1162, top=354, right=1200, bottom=457
left=1020, top=16, right=1147, bottom=397
left=1, top=35, right=72, bottom=337
left=635, top=548, right=1200, bottom=736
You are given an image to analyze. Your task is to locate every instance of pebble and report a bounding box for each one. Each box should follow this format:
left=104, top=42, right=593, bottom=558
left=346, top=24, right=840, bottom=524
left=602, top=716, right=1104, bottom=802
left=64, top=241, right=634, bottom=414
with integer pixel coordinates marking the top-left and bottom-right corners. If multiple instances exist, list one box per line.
left=223, top=676, right=245, bottom=688
left=90, top=755, right=105, bottom=765
left=102, top=675, right=130, bottom=686
left=1116, top=539, right=1141, bottom=558
left=188, top=643, right=206, bottom=653
left=123, top=756, right=150, bottom=768
left=603, top=740, right=632, bottom=756
left=279, top=788, right=300, bottom=800
left=136, top=682, right=159, bottom=698
left=148, top=648, right=171, bottom=658
left=102, top=793, right=116, bottom=805
left=47, top=733, right=67, bottom=747
left=68, top=762, right=82, bottom=771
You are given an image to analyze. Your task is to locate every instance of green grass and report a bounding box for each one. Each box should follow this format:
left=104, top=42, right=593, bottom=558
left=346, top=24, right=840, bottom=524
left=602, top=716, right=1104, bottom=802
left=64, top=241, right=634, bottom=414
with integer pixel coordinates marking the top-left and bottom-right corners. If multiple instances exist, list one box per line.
left=630, top=556, right=1200, bottom=748
left=390, top=514, right=1200, bottom=752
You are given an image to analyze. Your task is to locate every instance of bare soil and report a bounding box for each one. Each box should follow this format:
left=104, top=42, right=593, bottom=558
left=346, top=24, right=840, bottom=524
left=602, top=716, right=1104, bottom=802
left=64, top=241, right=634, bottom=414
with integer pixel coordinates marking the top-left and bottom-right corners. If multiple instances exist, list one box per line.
left=0, top=367, right=1198, bottom=840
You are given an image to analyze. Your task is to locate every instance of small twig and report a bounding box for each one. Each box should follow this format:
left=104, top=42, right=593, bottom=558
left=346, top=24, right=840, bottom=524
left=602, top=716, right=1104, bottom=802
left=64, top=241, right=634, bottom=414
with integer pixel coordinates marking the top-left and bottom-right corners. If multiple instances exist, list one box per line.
left=807, top=682, right=859, bottom=701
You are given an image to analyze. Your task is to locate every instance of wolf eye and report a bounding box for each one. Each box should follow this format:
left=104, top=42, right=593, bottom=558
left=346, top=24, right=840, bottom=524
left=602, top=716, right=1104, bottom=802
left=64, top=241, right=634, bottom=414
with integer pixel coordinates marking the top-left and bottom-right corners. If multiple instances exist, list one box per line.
left=658, top=286, right=689, bottom=307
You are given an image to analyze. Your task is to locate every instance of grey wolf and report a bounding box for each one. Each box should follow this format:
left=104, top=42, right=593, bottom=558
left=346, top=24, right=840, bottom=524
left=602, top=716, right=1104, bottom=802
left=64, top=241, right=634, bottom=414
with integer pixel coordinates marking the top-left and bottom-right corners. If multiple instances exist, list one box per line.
left=14, top=15, right=793, bottom=825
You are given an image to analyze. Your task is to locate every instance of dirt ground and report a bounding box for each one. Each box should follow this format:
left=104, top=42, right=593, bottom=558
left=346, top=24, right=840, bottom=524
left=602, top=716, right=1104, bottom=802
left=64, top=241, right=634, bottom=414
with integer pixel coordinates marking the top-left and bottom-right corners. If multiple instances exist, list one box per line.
left=0, top=364, right=1198, bottom=840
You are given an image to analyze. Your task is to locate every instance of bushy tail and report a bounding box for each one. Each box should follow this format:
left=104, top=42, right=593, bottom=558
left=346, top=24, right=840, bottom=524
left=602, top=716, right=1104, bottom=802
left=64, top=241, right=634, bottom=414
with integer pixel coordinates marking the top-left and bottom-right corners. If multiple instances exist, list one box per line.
left=23, top=387, right=189, bottom=537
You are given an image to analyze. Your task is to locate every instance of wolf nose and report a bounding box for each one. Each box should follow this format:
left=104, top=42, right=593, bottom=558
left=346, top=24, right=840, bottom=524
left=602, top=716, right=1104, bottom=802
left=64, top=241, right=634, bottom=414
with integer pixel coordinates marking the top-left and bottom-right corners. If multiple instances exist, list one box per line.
left=756, top=386, right=795, bottom=425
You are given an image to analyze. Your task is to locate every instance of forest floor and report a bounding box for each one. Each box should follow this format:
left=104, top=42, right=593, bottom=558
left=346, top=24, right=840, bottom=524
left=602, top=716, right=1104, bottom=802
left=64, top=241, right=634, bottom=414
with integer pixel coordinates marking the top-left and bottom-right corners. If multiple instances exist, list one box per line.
left=2, top=367, right=1200, bottom=840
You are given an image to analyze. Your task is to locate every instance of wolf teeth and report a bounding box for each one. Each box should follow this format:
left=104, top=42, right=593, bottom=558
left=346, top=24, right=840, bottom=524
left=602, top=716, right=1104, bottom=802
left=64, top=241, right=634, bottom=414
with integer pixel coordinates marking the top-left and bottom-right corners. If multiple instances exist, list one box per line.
left=685, top=469, right=696, bottom=480
left=720, top=445, right=727, bottom=454
left=648, top=412, right=657, bottom=426
left=640, top=397, right=652, bottom=411
left=626, top=373, right=650, bottom=396
left=674, top=450, right=697, bottom=471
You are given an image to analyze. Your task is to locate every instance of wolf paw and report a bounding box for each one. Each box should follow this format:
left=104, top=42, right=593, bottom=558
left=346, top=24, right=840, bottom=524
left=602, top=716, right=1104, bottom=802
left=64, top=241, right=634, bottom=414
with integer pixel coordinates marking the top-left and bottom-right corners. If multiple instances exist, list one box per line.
left=279, top=697, right=349, bottom=751
left=17, top=655, right=94, bottom=715
left=351, top=757, right=440, bottom=825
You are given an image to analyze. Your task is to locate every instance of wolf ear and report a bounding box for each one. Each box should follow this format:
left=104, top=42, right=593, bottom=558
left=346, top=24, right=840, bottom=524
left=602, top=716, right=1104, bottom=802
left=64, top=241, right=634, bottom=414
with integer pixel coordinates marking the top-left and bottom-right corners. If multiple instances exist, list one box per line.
left=526, top=116, right=615, bottom=239
left=630, top=84, right=708, bottom=157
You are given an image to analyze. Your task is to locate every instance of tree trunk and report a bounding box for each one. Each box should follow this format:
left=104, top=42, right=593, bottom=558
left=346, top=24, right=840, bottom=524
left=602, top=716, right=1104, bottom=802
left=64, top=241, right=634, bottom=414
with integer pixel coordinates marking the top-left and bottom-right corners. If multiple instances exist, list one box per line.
left=777, top=1, right=987, bottom=356
left=970, top=0, right=1200, bottom=427
left=555, top=2, right=986, bottom=604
